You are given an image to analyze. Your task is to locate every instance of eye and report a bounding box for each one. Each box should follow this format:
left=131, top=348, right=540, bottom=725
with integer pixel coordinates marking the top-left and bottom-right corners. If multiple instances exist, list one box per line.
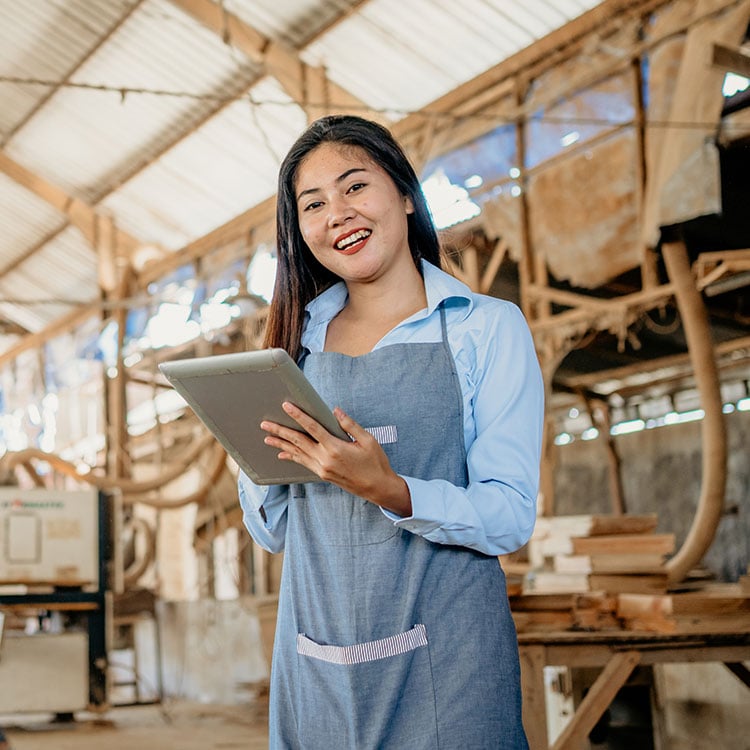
left=302, top=200, right=324, bottom=212
left=347, top=182, right=366, bottom=193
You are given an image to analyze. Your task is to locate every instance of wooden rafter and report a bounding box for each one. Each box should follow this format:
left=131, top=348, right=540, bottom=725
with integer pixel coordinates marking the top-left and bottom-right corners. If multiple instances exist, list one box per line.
left=712, top=41, right=750, bottom=77
left=0, top=150, right=141, bottom=256
left=168, top=0, right=375, bottom=120
left=2, top=0, right=747, bottom=370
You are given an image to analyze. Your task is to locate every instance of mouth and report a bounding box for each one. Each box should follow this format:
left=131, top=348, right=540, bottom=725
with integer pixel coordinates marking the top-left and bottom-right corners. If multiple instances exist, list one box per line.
left=334, top=229, right=371, bottom=254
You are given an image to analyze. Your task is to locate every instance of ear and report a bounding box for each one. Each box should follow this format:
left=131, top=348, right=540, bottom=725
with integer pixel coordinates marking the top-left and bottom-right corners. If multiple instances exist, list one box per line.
left=404, top=195, right=415, bottom=214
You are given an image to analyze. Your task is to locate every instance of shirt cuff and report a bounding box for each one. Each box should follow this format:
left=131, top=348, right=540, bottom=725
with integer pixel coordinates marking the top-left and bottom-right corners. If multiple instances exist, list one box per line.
left=379, top=475, right=442, bottom=535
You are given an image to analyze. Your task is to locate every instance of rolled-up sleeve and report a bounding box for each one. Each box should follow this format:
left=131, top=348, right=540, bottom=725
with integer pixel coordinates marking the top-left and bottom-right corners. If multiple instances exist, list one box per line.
left=384, top=302, right=544, bottom=556
left=238, top=471, right=289, bottom=553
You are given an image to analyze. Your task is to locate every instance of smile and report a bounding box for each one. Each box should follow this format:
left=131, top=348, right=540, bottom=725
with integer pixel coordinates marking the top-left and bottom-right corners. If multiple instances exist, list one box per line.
left=335, top=229, right=371, bottom=252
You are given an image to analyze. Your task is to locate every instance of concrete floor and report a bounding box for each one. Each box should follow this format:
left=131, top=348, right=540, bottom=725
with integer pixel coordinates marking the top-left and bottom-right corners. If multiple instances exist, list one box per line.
left=0, top=696, right=269, bottom=750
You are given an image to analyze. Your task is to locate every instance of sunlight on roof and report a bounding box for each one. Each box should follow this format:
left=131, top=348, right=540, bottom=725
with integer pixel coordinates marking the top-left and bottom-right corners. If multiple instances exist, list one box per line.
left=723, top=72, right=749, bottom=97
left=246, top=245, right=278, bottom=302
left=421, top=169, right=481, bottom=230
left=142, top=302, right=201, bottom=349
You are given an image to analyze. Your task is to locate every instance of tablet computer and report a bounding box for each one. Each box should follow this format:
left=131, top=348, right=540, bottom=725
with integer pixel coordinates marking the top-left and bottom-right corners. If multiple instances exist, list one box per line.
left=159, top=348, right=348, bottom=485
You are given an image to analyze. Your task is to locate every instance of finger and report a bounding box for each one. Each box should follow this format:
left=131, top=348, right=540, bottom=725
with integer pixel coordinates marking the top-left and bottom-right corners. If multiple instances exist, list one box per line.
left=332, top=407, right=371, bottom=443
left=282, top=402, right=338, bottom=443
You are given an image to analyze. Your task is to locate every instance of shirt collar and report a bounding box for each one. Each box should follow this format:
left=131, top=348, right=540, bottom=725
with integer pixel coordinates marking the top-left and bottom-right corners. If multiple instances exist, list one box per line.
left=302, top=259, right=474, bottom=346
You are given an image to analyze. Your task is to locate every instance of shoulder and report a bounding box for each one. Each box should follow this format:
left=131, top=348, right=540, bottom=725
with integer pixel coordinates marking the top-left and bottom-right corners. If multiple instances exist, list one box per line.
left=446, top=289, right=537, bottom=391
left=447, top=287, right=530, bottom=345
left=422, top=260, right=526, bottom=331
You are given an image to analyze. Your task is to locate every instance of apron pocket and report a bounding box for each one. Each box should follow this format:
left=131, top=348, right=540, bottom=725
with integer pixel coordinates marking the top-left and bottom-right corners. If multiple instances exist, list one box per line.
left=297, top=623, right=427, bottom=665
left=294, top=624, right=439, bottom=749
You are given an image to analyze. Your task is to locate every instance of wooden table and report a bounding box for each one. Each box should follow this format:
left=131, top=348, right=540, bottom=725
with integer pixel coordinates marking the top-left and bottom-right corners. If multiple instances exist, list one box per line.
left=518, top=629, right=750, bottom=750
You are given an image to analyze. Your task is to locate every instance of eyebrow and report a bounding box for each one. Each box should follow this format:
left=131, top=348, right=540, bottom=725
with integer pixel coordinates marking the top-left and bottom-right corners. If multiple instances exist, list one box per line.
left=296, top=167, right=367, bottom=202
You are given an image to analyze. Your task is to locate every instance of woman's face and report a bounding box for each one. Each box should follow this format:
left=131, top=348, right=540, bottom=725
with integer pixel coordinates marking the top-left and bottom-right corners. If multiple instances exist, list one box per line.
left=293, top=142, right=415, bottom=286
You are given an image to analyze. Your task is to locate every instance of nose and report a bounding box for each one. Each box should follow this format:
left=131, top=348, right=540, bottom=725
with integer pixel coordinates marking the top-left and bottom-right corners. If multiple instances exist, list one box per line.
left=327, top=195, right=354, bottom=227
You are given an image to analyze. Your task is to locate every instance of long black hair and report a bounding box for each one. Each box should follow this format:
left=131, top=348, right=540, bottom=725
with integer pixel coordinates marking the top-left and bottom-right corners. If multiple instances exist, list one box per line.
left=263, top=115, right=441, bottom=358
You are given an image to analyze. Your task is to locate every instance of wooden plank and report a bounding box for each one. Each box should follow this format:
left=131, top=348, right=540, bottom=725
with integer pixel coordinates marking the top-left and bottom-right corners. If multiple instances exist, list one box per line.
left=0, top=150, right=139, bottom=254
left=538, top=642, right=750, bottom=669
left=168, top=0, right=268, bottom=62
left=519, top=645, right=549, bottom=750
left=513, top=610, right=576, bottom=632
left=551, top=651, right=640, bottom=750
left=554, top=553, right=666, bottom=574
left=588, top=574, right=669, bottom=595
left=572, top=533, right=675, bottom=556
left=712, top=42, right=750, bottom=77
left=622, top=613, right=750, bottom=635
left=511, top=593, right=581, bottom=611
left=618, top=592, right=750, bottom=618
left=533, top=514, right=658, bottom=539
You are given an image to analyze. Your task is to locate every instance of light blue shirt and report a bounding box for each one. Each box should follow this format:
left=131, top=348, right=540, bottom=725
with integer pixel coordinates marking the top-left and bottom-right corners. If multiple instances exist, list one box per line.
left=238, top=260, right=544, bottom=556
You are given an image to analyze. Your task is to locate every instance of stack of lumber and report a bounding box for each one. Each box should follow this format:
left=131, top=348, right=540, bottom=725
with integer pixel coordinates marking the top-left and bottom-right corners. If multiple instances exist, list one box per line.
left=526, top=513, right=671, bottom=595
left=617, top=585, right=750, bottom=634
left=505, top=514, right=750, bottom=636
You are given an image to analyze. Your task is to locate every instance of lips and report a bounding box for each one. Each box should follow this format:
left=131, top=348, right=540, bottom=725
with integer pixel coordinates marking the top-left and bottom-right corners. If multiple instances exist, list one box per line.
left=334, top=228, right=371, bottom=254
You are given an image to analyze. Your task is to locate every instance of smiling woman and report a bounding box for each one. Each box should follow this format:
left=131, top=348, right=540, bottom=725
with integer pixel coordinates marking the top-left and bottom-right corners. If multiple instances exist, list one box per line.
left=237, top=115, right=545, bottom=749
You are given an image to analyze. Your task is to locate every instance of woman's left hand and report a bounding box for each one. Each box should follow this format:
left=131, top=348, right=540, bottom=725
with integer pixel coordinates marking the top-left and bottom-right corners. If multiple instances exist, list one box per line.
left=261, top=402, right=412, bottom=516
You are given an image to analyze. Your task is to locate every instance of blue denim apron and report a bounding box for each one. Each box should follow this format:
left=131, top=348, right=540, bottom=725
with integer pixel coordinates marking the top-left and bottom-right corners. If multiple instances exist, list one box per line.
left=269, top=309, right=528, bottom=749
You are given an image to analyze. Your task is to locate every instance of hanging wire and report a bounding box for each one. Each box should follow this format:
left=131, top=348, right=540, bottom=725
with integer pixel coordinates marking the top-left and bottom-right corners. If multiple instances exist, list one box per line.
left=1, top=74, right=749, bottom=135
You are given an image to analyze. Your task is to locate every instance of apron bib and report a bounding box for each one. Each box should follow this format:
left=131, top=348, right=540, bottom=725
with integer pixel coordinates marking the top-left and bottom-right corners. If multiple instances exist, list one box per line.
left=269, top=310, right=528, bottom=749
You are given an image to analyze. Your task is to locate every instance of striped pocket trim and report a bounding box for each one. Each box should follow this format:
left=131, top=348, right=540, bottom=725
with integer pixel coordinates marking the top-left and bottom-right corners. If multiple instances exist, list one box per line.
left=296, top=623, right=427, bottom=665
left=364, top=424, right=398, bottom=445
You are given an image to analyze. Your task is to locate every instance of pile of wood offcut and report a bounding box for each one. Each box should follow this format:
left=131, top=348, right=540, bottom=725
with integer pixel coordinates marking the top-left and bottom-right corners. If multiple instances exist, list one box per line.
left=501, top=514, right=750, bottom=635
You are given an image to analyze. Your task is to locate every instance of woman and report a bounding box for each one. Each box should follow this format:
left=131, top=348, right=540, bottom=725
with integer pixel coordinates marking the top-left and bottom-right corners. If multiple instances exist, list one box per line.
left=238, top=115, right=544, bottom=749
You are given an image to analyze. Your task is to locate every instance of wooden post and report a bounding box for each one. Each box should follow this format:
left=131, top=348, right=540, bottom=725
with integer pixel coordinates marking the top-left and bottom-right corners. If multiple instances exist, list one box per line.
left=550, top=651, right=641, bottom=750
left=520, top=645, right=549, bottom=750
left=662, top=240, right=727, bottom=583
left=582, top=395, right=626, bottom=515
left=514, top=76, right=535, bottom=320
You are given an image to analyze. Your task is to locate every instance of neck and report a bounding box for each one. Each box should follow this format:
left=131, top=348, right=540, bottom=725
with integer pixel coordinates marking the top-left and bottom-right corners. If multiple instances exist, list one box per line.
left=344, top=260, right=427, bottom=321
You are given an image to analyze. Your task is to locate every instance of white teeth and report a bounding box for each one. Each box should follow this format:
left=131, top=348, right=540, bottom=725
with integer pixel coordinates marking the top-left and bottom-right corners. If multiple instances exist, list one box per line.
left=335, top=229, right=371, bottom=250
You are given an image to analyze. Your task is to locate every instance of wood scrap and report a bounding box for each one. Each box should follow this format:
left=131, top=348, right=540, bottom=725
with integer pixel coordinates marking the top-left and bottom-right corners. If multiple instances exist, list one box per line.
left=553, top=552, right=666, bottom=574
left=588, top=573, right=669, bottom=595
left=571, top=533, right=675, bottom=556
left=529, top=514, right=660, bottom=568
left=617, top=586, right=750, bottom=634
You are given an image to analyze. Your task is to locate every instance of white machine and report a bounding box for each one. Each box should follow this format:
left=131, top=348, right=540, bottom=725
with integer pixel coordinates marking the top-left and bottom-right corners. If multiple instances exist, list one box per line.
left=0, top=487, right=110, bottom=714
left=0, top=488, right=100, bottom=589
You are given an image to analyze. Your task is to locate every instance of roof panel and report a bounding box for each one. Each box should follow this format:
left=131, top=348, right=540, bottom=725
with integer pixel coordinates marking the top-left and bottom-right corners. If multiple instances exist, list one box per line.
left=303, top=0, right=606, bottom=116
left=5, top=0, right=262, bottom=202
left=0, top=175, right=68, bottom=267
left=0, top=225, right=97, bottom=333
left=0, top=0, right=131, bottom=141
left=0, top=0, right=612, bottom=354
left=226, top=0, right=357, bottom=48
left=102, top=77, right=306, bottom=248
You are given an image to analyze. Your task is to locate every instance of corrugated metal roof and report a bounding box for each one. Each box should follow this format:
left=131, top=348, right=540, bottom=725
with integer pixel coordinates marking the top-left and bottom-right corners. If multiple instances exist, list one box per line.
left=0, top=0, right=129, bottom=140
left=0, top=0, right=607, bottom=348
left=101, top=77, right=307, bottom=248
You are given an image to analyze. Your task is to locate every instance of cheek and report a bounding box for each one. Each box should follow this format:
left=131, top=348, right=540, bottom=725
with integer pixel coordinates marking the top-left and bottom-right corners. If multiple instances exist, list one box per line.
left=298, top=218, right=320, bottom=248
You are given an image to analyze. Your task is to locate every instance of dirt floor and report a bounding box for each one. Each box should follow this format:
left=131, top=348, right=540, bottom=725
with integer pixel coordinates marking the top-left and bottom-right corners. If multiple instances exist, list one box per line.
left=0, top=694, right=269, bottom=750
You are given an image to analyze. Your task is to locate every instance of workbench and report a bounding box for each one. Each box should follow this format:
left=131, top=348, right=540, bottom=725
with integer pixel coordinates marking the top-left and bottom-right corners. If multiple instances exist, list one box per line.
left=518, top=628, right=750, bottom=750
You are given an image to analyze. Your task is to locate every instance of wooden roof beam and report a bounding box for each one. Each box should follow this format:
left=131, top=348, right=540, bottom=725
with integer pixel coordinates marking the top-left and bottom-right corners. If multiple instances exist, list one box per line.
left=168, top=0, right=374, bottom=119
left=0, top=150, right=141, bottom=257
left=712, top=42, right=750, bottom=78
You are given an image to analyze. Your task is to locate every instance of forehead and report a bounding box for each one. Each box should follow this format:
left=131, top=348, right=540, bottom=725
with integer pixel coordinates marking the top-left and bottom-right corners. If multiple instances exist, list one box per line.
left=294, top=142, right=381, bottom=190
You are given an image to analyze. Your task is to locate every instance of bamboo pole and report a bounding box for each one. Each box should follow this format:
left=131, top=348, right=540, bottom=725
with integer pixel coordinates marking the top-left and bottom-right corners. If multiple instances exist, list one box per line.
left=662, top=240, right=727, bottom=584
